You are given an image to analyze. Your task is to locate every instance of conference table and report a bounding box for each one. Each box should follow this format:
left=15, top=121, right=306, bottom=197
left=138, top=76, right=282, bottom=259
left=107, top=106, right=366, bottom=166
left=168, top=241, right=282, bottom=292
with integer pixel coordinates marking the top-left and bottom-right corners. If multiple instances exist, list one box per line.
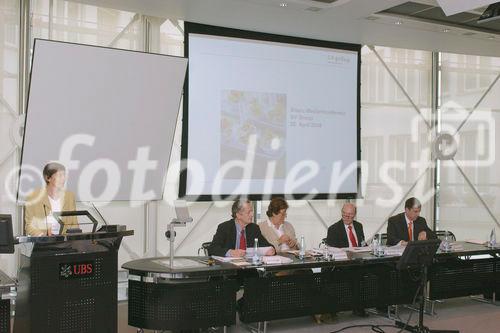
left=123, top=242, right=500, bottom=331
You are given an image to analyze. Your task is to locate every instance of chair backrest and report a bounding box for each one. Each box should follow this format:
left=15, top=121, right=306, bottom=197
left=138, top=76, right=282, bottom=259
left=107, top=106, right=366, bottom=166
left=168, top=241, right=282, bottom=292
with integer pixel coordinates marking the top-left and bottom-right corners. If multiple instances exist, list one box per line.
left=198, top=241, right=212, bottom=256
left=380, top=233, right=388, bottom=245
left=434, top=230, right=456, bottom=241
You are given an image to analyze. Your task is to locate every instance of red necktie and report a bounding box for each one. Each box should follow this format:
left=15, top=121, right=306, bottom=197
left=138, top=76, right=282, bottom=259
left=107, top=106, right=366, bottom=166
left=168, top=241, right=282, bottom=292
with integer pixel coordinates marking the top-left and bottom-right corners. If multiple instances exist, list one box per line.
left=408, top=221, right=413, bottom=241
left=348, top=225, right=358, bottom=247
left=239, top=229, right=246, bottom=250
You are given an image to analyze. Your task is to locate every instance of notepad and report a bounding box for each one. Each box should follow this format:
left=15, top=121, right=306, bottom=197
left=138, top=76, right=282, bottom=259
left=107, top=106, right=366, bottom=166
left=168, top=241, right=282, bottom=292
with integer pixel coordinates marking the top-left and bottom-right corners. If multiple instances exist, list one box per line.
left=262, top=255, right=293, bottom=265
left=346, top=246, right=372, bottom=253
left=211, top=256, right=241, bottom=262
left=466, top=239, right=487, bottom=245
left=245, top=246, right=273, bottom=258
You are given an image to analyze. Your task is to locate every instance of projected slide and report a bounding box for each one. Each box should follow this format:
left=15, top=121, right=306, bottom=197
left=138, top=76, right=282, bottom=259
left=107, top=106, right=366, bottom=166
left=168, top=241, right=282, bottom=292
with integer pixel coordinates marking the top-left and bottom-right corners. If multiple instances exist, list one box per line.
left=182, top=23, right=360, bottom=200
left=220, top=90, right=287, bottom=179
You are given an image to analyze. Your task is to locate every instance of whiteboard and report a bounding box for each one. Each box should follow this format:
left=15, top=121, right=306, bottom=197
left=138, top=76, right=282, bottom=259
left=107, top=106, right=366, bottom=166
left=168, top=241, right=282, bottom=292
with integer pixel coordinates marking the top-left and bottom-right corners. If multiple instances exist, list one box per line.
left=19, top=39, right=187, bottom=202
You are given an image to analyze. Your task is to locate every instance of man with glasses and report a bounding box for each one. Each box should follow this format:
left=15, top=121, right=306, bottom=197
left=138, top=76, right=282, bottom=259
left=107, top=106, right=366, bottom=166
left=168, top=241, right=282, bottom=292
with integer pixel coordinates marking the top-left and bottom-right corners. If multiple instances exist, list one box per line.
left=325, top=202, right=367, bottom=318
left=208, top=198, right=275, bottom=257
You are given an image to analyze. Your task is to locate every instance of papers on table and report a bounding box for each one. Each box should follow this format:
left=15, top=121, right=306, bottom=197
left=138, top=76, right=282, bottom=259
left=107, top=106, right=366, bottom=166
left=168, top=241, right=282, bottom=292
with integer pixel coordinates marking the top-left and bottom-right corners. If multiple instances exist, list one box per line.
left=311, top=247, right=349, bottom=260
left=384, top=245, right=406, bottom=256
left=245, top=246, right=273, bottom=258
left=449, top=243, right=464, bottom=251
left=310, top=248, right=325, bottom=255
left=212, top=255, right=293, bottom=266
left=466, top=239, right=487, bottom=245
left=231, top=260, right=251, bottom=267
left=326, top=247, right=349, bottom=260
left=211, top=256, right=241, bottom=262
left=346, top=246, right=372, bottom=253
left=211, top=256, right=252, bottom=266
left=262, top=255, right=293, bottom=265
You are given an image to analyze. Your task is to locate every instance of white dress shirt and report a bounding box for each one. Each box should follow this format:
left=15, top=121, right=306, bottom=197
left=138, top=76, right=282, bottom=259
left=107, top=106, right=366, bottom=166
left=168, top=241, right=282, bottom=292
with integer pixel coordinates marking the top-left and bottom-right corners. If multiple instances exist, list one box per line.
left=48, top=196, right=62, bottom=235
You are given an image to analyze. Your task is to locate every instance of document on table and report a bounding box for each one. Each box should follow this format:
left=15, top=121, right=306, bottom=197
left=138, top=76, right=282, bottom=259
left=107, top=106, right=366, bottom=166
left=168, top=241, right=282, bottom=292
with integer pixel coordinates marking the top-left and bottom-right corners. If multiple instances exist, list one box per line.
left=346, top=246, right=372, bottom=253
left=211, top=256, right=241, bottom=262
left=384, top=245, right=405, bottom=256
left=245, top=246, right=273, bottom=257
left=466, top=239, right=487, bottom=245
left=211, top=256, right=251, bottom=266
left=286, top=249, right=314, bottom=258
left=262, top=255, right=293, bottom=265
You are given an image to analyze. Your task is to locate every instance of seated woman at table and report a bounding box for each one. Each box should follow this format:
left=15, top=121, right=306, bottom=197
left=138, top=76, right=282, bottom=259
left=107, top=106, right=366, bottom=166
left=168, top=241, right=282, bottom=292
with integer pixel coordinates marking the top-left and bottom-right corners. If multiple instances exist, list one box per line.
left=258, top=197, right=298, bottom=253
left=24, top=162, right=78, bottom=236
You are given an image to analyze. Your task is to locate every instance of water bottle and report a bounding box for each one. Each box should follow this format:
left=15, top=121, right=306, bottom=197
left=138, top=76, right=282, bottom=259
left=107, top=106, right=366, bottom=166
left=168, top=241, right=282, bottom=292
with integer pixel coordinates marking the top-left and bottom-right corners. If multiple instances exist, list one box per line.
left=252, top=238, right=261, bottom=265
left=372, top=235, right=379, bottom=256
left=377, top=232, right=384, bottom=257
left=299, top=235, right=305, bottom=260
left=323, top=246, right=329, bottom=261
left=489, top=228, right=496, bottom=248
left=442, top=230, right=451, bottom=252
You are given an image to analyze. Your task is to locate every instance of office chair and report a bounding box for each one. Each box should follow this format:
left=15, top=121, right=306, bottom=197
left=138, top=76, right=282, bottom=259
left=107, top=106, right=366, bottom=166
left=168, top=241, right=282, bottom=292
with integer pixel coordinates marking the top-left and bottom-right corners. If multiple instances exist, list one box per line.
left=198, top=241, right=212, bottom=256
left=434, top=230, right=456, bottom=242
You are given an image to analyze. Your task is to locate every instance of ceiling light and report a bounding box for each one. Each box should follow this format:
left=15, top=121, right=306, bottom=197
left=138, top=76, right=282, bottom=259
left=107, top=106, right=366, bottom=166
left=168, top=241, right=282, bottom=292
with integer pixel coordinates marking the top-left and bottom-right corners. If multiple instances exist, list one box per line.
left=395, top=20, right=403, bottom=25
left=279, top=2, right=288, bottom=7
left=487, top=36, right=495, bottom=39
left=442, top=28, right=450, bottom=33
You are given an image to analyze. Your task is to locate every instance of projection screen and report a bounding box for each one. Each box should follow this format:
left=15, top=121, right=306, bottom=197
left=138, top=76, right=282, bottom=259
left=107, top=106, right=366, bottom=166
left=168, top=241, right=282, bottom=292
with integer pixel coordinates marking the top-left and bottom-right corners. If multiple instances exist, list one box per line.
left=181, top=23, right=361, bottom=201
left=19, top=39, right=187, bottom=202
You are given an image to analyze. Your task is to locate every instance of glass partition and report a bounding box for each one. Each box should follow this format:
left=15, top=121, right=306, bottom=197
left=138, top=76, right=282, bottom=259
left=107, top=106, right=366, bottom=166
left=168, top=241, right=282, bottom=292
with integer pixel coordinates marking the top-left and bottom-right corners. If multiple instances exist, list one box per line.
left=438, top=53, right=500, bottom=241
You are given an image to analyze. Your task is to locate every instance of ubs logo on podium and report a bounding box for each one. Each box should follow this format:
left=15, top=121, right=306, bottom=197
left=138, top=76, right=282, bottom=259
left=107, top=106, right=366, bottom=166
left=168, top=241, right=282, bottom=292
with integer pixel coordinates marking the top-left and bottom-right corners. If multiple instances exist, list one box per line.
left=59, top=261, right=95, bottom=279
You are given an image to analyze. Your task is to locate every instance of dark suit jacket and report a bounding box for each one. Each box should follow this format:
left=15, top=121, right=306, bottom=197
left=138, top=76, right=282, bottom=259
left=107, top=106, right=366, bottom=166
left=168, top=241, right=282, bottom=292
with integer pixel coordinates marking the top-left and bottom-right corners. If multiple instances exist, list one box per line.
left=386, top=212, right=435, bottom=246
left=326, top=220, right=365, bottom=248
left=208, top=219, right=273, bottom=257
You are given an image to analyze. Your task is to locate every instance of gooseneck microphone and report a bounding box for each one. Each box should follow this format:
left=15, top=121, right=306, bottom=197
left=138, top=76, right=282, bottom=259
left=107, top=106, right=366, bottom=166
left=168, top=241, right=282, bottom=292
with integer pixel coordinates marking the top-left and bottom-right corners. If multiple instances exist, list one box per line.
left=43, top=204, right=50, bottom=236
left=91, top=202, right=108, bottom=226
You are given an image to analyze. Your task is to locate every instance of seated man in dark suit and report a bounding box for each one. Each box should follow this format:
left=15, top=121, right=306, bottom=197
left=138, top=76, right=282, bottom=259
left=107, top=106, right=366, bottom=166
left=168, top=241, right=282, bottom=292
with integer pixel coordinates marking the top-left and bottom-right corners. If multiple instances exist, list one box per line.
left=326, top=203, right=365, bottom=248
left=208, top=198, right=275, bottom=257
left=325, top=203, right=368, bottom=318
left=386, top=197, right=436, bottom=246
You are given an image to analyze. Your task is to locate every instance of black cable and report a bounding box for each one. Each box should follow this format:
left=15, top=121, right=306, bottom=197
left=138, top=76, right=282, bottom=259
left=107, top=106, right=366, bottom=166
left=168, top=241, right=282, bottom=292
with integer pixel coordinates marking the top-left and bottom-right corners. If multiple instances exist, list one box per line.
left=329, top=324, right=386, bottom=333
left=329, top=283, right=423, bottom=333
left=396, top=282, right=423, bottom=333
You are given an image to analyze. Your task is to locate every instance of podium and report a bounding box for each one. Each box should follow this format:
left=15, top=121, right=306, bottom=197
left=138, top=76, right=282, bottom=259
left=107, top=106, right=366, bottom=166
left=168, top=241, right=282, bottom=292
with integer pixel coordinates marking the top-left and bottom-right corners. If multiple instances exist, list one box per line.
left=13, top=230, right=133, bottom=333
left=0, top=270, right=15, bottom=333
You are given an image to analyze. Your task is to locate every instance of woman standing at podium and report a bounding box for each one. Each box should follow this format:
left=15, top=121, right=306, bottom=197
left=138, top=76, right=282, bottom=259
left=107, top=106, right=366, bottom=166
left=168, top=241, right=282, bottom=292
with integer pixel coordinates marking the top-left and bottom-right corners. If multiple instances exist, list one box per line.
left=24, top=162, right=78, bottom=236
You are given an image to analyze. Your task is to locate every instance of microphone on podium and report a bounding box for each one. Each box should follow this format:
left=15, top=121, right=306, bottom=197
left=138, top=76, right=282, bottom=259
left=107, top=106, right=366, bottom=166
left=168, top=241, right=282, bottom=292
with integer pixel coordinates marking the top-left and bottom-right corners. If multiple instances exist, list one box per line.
left=43, top=204, right=50, bottom=236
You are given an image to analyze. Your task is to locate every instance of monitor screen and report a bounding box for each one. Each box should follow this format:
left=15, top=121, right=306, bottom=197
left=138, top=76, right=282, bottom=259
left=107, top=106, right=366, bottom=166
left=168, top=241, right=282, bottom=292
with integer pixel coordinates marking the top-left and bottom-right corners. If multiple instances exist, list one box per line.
left=396, top=239, right=441, bottom=270
left=0, top=214, right=14, bottom=254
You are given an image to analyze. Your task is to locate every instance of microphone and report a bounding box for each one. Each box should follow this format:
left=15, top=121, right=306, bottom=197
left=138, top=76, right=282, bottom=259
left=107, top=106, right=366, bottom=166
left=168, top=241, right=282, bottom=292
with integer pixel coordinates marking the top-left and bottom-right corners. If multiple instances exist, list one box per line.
left=91, top=202, right=108, bottom=225
left=43, top=204, right=50, bottom=236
